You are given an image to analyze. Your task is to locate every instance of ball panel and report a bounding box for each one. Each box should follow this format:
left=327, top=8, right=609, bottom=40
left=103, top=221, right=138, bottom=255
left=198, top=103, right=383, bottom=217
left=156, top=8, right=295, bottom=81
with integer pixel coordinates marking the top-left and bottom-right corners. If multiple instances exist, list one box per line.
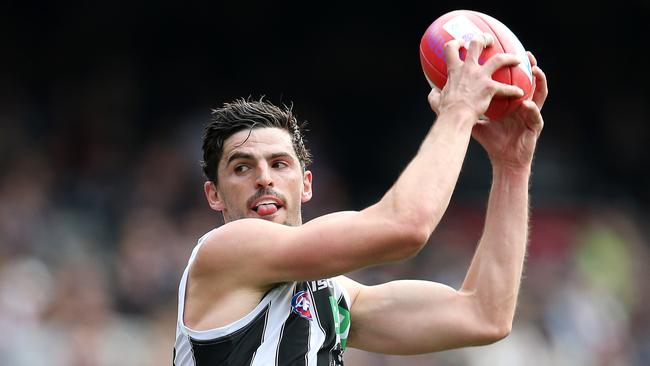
left=511, top=66, right=534, bottom=102
left=463, top=12, right=514, bottom=119
left=473, top=12, right=532, bottom=80
left=419, top=20, right=452, bottom=83
left=472, top=11, right=533, bottom=99
left=475, top=11, right=535, bottom=117
left=419, top=46, right=447, bottom=88
left=419, top=9, right=532, bottom=120
left=441, top=11, right=492, bottom=47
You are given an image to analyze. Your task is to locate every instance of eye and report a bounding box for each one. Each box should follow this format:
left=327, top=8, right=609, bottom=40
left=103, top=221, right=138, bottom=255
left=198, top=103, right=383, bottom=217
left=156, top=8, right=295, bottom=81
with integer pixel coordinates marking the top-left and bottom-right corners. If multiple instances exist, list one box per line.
left=234, top=165, right=250, bottom=174
left=272, top=161, right=289, bottom=169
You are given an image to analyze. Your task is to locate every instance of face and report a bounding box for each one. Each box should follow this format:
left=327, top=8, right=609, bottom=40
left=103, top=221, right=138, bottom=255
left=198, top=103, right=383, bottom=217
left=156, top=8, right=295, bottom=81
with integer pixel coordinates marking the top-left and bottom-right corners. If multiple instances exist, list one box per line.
left=204, top=127, right=312, bottom=226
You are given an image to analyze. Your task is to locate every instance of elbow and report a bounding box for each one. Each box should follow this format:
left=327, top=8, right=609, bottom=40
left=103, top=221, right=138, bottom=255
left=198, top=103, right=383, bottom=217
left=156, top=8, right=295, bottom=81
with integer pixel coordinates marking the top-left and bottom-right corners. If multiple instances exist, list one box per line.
left=490, top=321, right=512, bottom=343
left=373, top=198, right=436, bottom=257
left=474, top=320, right=512, bottom=346
left=407, top=225, right=431, bottom=251
left=367, top=205, right=432, bottom=260
left=380, top=220, right=430, bottom=261
left=460, top=292, right=515, bottom=346
left=401, top=209, right=439, bottom=250
left=402, top=227, right=431, bottom=259
left=398, top=221, right=431, bottom=257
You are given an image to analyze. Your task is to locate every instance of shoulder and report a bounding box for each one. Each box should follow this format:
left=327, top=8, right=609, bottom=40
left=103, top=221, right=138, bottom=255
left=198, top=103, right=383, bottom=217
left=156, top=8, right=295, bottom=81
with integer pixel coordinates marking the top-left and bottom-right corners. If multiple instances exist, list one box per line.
left=199, top=218, right=279, bottom=249
left=191, top=219, right=292, bottom=276
left=205, top=218, right=283, bottom=240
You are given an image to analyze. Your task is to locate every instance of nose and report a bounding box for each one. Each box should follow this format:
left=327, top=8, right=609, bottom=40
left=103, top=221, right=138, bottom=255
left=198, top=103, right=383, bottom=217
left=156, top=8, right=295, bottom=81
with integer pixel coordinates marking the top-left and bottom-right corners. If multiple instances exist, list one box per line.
left=255, top=164, right=273, bottom=188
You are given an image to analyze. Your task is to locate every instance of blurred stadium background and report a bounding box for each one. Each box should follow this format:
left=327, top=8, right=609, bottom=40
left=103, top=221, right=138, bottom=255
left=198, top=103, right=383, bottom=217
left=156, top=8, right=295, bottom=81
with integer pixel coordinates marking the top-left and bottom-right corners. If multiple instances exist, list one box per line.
left=1, top=1, right=649, bottom=365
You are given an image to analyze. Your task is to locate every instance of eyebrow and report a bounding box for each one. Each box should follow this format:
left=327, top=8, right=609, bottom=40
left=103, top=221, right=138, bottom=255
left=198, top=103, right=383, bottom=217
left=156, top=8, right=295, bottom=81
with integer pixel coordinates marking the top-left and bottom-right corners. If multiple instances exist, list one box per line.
left=269, top=152, right=294, bottom=161
left=226, top=151, right=294, bottom=166
left=226, top=152, right=254, bottom=166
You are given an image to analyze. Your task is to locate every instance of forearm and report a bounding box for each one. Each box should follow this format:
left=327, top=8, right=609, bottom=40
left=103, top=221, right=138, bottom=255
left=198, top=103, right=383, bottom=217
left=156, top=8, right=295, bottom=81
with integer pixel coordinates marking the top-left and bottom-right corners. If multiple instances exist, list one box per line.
left=346, top=166, right=531, bottom=353
left=461, top=164, right=531, bottom=330
left=372, top=108, right=476, bottom=240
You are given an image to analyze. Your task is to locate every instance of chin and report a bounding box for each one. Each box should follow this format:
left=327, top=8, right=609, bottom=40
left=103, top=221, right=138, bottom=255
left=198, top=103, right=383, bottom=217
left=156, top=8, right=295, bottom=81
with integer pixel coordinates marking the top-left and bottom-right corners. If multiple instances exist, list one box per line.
left=262, top=214, right=298, bottom=227
left=231, top=210, right=299, bottom=226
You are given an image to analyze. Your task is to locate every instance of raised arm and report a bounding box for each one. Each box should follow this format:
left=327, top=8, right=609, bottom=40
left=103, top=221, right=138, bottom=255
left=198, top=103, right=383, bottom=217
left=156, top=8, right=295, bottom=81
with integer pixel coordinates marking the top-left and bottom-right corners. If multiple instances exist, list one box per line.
left=194, top=101, right=475, bottom=285
left=193, top=36, right=524, bottom=286
left=459, top=50, right=547, bottom=335
left=344, top=51, right=547, bottom=354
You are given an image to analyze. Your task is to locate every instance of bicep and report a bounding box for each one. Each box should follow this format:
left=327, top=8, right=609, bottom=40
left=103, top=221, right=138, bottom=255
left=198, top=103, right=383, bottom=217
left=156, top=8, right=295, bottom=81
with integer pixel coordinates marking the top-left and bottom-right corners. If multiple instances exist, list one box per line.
left=194, top=210, right=419, bottom=285
left=347, top=280, right=494, bottom=354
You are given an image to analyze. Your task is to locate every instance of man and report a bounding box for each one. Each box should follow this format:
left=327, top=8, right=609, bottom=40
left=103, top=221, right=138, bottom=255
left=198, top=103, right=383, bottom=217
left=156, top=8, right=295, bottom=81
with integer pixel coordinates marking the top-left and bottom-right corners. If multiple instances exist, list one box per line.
left=173, top=34, right=548, bottom=365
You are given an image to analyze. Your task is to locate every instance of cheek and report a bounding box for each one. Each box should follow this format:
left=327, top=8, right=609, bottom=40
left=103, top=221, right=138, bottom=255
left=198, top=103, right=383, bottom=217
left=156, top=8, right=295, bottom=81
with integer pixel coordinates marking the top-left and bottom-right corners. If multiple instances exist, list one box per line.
left=288, top=174, right=306, bottom=192
left=218, top=181, right=248, bottom=208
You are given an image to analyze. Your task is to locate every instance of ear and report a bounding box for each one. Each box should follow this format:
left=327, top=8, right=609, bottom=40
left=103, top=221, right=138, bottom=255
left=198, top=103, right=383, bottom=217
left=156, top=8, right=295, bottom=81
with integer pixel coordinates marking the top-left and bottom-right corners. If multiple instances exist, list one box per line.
left=204, top=181, right=226, bottom=212
left=301, top=170, right=313, bottom=203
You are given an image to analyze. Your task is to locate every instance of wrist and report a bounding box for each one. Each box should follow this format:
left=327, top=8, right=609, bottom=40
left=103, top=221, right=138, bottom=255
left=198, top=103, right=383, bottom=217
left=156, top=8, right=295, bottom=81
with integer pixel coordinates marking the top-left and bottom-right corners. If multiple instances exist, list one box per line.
left=436, top=105, right=477, bottom=130
left=492, top=163, right=532, bottom=179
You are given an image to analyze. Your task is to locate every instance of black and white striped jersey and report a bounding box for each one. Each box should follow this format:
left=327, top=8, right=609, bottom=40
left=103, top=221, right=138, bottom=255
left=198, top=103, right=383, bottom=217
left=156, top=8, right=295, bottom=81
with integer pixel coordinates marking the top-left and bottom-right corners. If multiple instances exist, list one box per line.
left=174, top=235, right=352, bottom=366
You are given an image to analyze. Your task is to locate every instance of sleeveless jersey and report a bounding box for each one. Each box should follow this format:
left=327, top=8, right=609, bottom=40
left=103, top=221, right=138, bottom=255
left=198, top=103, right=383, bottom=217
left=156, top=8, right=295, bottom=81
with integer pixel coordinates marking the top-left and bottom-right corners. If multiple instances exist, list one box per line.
left=173, top=234, right=352, bottom=366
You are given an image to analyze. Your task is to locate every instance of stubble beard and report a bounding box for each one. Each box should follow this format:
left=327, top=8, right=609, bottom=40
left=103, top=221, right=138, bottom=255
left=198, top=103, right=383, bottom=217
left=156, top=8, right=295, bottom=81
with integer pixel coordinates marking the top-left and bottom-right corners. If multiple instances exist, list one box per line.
left=221, top=202, right=303, bottom=227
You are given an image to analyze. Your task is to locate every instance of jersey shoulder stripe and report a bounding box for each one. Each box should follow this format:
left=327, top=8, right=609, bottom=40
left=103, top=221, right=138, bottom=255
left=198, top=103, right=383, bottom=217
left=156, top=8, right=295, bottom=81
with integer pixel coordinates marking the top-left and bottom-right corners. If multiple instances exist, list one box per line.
left=174, top=238, right=352, bottom=366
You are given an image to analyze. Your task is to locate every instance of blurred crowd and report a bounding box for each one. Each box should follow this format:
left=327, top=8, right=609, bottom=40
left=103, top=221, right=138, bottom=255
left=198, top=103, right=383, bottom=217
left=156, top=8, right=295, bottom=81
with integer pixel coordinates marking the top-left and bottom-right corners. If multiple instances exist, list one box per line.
left=1, top=87, right=650, bottom=366
left=2, top=3, right=650, bottom=364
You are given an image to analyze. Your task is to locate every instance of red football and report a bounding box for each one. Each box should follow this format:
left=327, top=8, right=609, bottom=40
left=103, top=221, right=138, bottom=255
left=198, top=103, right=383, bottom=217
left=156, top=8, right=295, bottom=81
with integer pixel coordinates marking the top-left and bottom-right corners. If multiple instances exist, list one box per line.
left=419, top=10, right=533, bottom=120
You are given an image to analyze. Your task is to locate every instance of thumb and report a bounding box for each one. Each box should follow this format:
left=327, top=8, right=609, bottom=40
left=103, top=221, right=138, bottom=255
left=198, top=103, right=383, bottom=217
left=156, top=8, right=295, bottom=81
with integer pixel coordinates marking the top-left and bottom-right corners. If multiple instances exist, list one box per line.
left=427, top=87, right=442, bottom=114
left=521, top=100, right=544, bottom=133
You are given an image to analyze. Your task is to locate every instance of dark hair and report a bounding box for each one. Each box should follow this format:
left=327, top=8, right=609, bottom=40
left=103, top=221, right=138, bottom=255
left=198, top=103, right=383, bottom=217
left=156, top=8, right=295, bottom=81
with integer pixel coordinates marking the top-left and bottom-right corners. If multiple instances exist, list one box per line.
left=201, top=97, right=312, bottom=182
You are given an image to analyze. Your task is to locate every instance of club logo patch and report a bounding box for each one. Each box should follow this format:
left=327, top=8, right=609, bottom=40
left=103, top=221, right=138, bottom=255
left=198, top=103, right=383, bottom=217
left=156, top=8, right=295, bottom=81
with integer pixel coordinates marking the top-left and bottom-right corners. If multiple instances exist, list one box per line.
left=291, top=290, right=313, bottom=321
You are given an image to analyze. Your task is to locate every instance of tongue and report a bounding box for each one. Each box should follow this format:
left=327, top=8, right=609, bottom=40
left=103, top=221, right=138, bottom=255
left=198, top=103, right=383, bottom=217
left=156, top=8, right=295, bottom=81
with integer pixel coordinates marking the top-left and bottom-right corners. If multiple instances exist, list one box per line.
left=257, top=204, right=278, bottom=216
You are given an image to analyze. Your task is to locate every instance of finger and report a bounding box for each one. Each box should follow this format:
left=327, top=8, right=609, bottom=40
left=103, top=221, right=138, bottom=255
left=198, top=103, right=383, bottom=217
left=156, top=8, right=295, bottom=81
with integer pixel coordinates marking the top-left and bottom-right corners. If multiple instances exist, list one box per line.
left=492, top=81, right=524, bottom=98
left=520, top=100, right=544, bottom=132
left=482, top=33, right=494, bottom=47
left=465, top=34, right=488, bottom=64
left=531, top=65, right=548, bottom=109
left=527, top=51, right=537, bottom=67
left=483, top=53, right=521, bottom=75
left=443, top=39, right=463, bottom=69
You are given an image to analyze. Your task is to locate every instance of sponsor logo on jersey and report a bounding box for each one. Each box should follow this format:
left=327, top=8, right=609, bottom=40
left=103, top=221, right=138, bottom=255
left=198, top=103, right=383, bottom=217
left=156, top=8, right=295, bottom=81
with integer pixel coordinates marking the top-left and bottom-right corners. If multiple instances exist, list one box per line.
left=310, top=279, right=335, bottom=292
left=291, top=290, right=313, bottom=321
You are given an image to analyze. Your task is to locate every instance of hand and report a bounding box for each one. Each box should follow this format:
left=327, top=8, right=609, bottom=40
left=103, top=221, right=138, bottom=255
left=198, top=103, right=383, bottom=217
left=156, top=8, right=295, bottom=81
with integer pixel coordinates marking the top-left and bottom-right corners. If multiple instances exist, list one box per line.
left=471, top=52, right=548, bottom=170
left=428, top=34, right=525, bottom=120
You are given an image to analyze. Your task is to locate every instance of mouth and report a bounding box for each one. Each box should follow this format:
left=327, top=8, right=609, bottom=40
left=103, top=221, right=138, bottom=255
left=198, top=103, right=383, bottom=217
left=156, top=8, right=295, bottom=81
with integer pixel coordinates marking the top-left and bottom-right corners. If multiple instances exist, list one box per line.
left=250, top=197, right=284, bottom=217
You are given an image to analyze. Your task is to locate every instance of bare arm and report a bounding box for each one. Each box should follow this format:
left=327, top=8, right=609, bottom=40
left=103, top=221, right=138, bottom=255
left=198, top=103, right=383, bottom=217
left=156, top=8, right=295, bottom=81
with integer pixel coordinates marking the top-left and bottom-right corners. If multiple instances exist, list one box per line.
left=195, top=105, right=476, bottom=284
left=344, top=51, right=547, bottom=353
left=460, top=166, right=530, bottom=332
left=194, top=37, right=524, bottom=285
left=344, top=166, right=532, bottom=354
